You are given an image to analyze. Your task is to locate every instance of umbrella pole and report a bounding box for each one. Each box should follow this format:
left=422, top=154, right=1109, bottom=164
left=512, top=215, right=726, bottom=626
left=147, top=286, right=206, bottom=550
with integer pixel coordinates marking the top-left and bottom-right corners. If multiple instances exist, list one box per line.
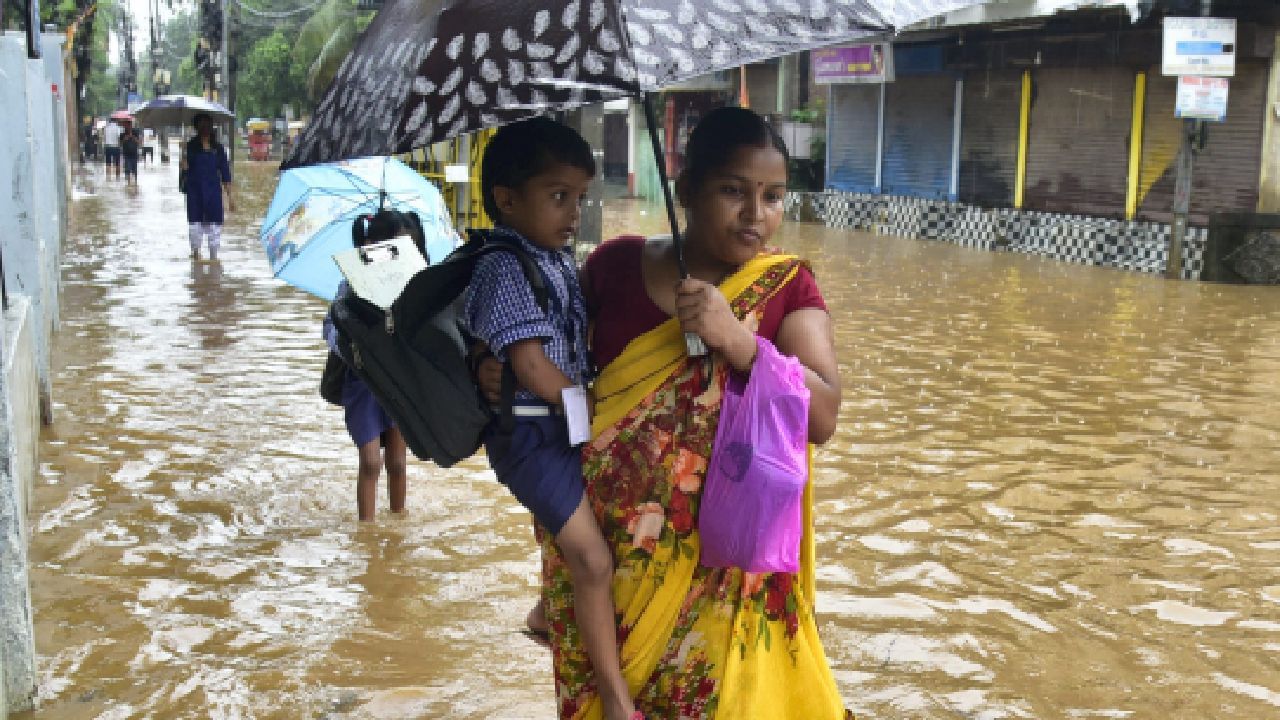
left=642, top=92, right=686, bottom=277
left=641, top=92, right=707, bottom=357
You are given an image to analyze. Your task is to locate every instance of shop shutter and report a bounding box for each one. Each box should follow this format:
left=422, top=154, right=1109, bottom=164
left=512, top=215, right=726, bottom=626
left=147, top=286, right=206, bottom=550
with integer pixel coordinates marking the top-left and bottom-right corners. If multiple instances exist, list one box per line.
left=959, top=68, right=1021, bottom=207
left=881, top=74, right=957, bottom=199
left=1024, top=65, right=1134, bottom=218
left=1137, top=61, right=1268, bottom=225
left=826, top=83, right=881, bottom=193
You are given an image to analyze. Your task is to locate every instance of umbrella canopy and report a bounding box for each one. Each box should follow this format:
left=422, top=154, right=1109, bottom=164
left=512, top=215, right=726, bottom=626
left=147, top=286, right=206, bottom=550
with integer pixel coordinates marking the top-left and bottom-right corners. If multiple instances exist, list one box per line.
left=132, top=94, right=235, bottom=127
left=284, top=0, right=986, bottom=168
left=259, top=157, right=461, bottom=301
left=109, top=109, right=133, bottom=121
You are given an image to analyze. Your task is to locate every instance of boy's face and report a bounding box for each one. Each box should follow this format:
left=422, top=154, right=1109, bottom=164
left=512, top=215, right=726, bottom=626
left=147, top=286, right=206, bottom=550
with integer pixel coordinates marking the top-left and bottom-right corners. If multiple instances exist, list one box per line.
left=492, top=163, right=592, bottom=251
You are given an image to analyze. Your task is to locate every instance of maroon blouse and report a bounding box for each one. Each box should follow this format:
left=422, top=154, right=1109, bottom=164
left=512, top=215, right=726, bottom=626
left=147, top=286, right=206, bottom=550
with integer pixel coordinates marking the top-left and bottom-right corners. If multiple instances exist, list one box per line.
left=583, top=235, right=828, bottom=369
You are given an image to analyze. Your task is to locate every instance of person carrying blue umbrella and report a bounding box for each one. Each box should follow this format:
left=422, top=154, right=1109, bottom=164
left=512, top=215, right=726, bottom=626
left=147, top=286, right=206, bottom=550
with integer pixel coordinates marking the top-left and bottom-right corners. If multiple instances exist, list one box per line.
left=182, top=112, right=235, bottom=260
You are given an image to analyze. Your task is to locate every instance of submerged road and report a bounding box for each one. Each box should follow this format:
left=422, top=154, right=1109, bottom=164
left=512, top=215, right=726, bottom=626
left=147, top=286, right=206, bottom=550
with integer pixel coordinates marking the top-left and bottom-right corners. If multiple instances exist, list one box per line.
left=16, top=158, right=1280, bottom=718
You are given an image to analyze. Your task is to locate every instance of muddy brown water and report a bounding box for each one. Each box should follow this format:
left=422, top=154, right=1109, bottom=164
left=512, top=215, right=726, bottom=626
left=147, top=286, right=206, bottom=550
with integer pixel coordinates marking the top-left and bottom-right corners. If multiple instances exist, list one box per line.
left=17, top=160, right=1280, bottom=718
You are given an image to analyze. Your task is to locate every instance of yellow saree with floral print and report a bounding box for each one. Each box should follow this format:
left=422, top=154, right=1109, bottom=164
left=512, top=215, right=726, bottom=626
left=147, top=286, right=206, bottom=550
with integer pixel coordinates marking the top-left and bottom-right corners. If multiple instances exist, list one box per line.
left=539, top=252, right=850, bottom=720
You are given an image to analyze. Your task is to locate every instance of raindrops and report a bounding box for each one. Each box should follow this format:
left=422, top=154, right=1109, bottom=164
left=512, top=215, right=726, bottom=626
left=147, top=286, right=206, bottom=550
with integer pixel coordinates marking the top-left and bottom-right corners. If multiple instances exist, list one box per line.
left=652, top=24, right=683, bottom=44
left=440, top=66, right=464, bottom=96
left=746, top=15, right=780, bottom=36
left=562, top=0, right=580, bottom=28
left=502, top=28, right=522, bottom=52
left=445, top=34, right=466, bottom=60
left=495, top=85, right=518, bottom=108
left=630, top=6, right=671, bottom=22
left=479, top=58, right=502, bottom=83
left=411, top=77, right=436, bottom=95
left=529, top=61, right=554, bottom=80
left=438, top=93, right=462, bottom=123
left=404, top=102, right=430, bottom=134
left=533, top=9, right=550, bottom=37
left=691, top=24, right=709, bottom=50
left=472, top=32, right=490, bottom=60
left=589, top=1, right=606, bottom=29
left=704, top=11, right=736, bottom=33
left=556, top=35, right=581, bottom=65
left=630, top=23, right=652, bottom=46
left=582, top=49, right=606, bottom=75
left=678, top=1, right=695, bottom=24
left=597, top=28, right=621, bottom=53
left=527, top=42, right=555, bottom=60
left=506, top=59, right=526, bottom=85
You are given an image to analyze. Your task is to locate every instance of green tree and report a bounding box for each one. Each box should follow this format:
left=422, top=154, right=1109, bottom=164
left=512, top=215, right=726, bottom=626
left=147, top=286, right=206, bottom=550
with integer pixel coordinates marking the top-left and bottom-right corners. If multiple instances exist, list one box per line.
left=238, top=29, right=305, bottom=119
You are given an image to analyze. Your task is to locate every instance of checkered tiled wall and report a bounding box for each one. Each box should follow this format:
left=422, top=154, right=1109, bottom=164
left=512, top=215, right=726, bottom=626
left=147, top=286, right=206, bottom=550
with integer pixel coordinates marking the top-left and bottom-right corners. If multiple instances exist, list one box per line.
left=792, top=192, right=1207, bottom=280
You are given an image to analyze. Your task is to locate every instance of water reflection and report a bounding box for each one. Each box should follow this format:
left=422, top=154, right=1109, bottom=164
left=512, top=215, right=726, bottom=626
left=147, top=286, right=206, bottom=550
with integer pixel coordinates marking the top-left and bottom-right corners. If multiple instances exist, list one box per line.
left=18, top=161, right=1280, bottom=719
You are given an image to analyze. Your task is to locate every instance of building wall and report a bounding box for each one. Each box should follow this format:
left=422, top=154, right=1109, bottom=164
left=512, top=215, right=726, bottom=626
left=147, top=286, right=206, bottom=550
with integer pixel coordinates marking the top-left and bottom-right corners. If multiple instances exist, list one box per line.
left=958, top=68, right=1021, bottom=207
left=1138, top=61, right=1270, bottom=224
left=823, top=21, right=1273, bottom=233
left=1023, top=65, right=1135, bottom=218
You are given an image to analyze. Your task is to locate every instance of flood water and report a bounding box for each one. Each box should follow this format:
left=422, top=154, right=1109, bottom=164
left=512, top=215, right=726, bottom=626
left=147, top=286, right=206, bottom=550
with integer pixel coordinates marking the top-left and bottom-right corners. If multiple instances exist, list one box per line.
left=17, top=158, right=1280, bottom=719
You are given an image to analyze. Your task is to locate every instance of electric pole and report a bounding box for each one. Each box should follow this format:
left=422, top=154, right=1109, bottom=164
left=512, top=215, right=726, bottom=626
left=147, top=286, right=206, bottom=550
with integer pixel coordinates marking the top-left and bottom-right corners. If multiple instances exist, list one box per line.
left=1167, top=0, right=1214, bottom=279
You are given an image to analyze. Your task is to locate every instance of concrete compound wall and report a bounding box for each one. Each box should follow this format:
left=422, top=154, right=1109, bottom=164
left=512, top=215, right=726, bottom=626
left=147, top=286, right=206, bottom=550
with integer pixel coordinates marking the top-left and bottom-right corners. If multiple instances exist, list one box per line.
left=790, top=191, right=1209, bottom=280
left=1, top=300, right=39, bottom=716
left=0, top=30, right=70, bottom=715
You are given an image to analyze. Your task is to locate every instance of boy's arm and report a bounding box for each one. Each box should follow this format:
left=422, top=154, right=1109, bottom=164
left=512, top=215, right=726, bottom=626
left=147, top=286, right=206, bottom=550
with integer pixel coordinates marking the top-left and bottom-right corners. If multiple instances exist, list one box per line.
left=506, top=339, right=574, bottom=406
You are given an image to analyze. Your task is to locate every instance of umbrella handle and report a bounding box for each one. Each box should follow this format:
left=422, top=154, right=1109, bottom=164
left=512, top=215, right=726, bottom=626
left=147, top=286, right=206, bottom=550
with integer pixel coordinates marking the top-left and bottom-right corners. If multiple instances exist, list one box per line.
left=642, top=92, right=708, bottom=358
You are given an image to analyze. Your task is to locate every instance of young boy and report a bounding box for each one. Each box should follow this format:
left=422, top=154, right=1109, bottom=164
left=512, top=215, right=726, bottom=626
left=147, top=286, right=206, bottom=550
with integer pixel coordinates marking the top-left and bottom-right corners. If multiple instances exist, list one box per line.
left=463, top=117, right=642, bottom=720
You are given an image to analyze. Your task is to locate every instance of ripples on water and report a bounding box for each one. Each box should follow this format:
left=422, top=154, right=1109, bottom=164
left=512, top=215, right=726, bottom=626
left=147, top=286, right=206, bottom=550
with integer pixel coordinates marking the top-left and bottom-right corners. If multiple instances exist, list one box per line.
left=19, top=161, right=1280, bottom=718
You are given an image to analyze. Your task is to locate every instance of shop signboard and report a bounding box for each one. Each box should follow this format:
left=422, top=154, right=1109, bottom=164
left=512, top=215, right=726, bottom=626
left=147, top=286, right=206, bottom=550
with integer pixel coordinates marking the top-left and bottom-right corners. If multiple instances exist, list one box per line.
left=812, top=43, right=893, bottom=84
left=1163, top=17, right=1236, bottom=77
left=1175, top=75, right=1230, bottom=122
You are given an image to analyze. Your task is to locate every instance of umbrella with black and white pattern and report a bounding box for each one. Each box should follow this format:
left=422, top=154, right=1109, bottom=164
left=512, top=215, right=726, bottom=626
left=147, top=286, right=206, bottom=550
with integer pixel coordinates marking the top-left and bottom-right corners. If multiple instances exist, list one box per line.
left=284, top=0, right=986, bottom=170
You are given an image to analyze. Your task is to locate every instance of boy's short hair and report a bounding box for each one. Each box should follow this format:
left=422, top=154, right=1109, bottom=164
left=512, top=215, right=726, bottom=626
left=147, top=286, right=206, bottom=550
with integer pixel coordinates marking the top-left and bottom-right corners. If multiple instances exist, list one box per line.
left=481, top=116, right=596, bottom=223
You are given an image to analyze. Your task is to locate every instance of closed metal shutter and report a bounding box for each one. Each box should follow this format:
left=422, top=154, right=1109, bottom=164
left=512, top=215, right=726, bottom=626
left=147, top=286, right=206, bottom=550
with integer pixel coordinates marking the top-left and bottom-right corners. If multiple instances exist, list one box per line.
left=881, top=74, right=956, bottom=199
left=1137, top=61, right=1268, bottom=225
left=959, top=68, right=1021, bottom=207
left=1024, top=65, right=1134, bottom=218
left=826, top=83, right=881, bottom=193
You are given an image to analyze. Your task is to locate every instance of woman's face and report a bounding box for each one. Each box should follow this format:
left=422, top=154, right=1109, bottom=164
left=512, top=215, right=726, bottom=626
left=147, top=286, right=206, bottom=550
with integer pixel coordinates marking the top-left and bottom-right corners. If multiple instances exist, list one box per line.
left=681, top=144, right=788, bottom=267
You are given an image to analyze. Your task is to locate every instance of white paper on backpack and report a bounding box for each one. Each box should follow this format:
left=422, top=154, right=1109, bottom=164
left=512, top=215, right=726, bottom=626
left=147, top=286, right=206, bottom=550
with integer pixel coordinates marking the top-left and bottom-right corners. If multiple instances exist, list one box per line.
left=562, top=385, right=591, bottom=446
left=333, top=236, right=427, bottom=309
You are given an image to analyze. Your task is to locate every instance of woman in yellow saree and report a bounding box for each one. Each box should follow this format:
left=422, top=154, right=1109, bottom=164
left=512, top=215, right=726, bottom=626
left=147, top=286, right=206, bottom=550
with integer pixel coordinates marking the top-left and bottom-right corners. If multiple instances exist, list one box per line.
left=536, top=108, right=851, bottom=719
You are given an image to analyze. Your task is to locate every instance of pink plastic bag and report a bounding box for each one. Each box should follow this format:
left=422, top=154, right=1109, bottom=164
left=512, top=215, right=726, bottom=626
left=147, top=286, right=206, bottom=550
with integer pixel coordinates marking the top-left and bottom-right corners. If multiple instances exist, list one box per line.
left=699, top=336, right=810, bottom=574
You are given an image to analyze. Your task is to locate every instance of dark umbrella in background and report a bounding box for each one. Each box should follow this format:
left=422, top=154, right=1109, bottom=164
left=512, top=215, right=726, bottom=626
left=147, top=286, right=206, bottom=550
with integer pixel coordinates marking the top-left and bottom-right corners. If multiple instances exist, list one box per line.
left=284, top=0, right=988, bottom=349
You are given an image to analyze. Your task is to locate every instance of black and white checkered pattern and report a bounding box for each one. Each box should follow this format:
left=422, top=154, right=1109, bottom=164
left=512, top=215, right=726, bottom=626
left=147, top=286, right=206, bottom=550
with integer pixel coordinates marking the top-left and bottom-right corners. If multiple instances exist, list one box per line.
left=786, top=191, right=1209, bottom=279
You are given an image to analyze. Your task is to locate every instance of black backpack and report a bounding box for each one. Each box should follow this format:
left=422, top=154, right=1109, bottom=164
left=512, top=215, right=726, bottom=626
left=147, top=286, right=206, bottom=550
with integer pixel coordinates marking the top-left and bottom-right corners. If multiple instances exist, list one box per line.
left=328, top=230, right=549, bottom=467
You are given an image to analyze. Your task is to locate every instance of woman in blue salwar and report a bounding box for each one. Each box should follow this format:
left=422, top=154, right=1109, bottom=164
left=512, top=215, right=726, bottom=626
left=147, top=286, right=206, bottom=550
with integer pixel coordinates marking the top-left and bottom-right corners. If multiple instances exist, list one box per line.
left=182, top=113, right=235, bottom=260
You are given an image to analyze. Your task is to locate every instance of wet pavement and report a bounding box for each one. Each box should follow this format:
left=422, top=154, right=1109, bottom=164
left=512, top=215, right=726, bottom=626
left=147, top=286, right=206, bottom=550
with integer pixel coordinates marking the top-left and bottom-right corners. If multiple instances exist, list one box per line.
left=16, top=157, right=1280, bottom=719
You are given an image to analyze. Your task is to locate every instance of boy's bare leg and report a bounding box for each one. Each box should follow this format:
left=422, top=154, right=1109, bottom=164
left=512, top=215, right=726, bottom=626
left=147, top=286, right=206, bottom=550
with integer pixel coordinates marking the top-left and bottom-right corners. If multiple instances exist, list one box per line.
left=383, top=428, right=408, bottom=514
left=356, top=438, right=383, bottom=522
left=554, top=498, right=636, bottom=720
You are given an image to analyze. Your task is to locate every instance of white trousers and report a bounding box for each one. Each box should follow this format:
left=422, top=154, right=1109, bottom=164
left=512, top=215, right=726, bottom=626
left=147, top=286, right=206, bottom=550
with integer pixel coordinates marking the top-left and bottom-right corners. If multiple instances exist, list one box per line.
left=189, top=223, right=222, bottom=257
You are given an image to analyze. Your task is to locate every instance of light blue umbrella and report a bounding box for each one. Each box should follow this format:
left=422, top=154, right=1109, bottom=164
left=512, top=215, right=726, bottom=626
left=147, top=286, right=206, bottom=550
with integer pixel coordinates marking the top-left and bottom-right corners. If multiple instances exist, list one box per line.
left=259, top=157, right=461, bottom=300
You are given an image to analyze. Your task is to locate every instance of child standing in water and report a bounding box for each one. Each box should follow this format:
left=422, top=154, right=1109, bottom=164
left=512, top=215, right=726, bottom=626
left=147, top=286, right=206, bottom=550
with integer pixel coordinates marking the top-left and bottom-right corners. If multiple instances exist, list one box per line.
left=464, top=117, right=642, bottom=720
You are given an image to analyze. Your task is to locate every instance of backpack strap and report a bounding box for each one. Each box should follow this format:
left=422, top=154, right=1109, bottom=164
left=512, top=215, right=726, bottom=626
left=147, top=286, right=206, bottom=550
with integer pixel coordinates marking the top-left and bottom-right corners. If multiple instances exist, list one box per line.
left=469, top=232, right=553, bottom=434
